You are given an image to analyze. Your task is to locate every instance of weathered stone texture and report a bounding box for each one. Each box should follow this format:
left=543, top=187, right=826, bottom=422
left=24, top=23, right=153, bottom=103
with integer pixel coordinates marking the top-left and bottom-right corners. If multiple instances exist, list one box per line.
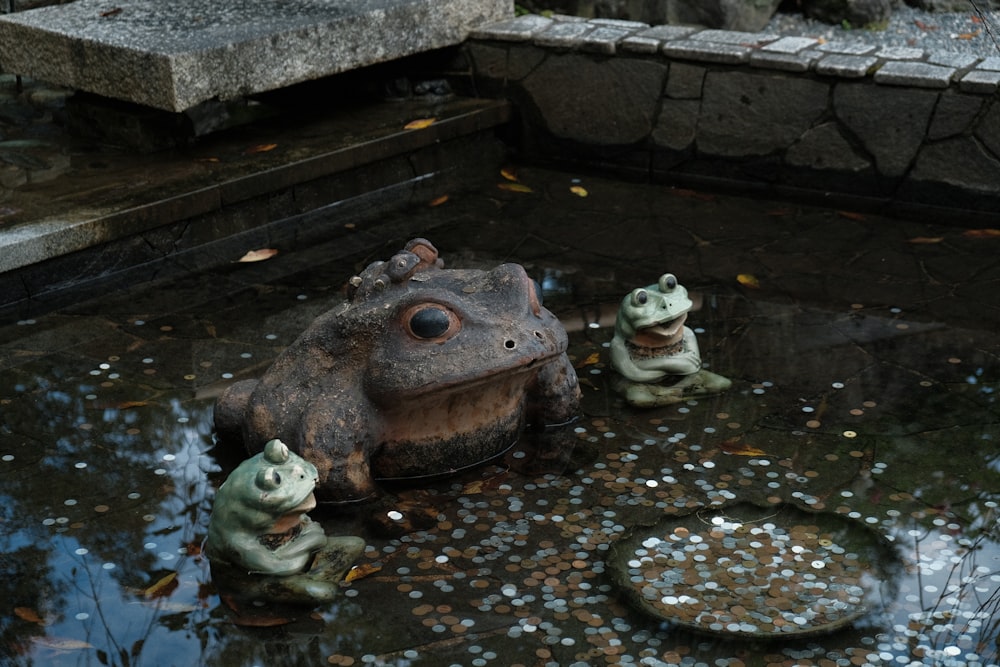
left=910, top=137, right=1000, bottom=193
left=834, top=83, right=938, bottom=177
left=521, top=54, right=668, bottom=145
left=786, top=122, right=870, bottom=172
left=652, top=99, right=700, bottom=150
left=665, top=62, right=706, bottom=99
left=698, top=71, right=828, bottom=156
left=974, top=102, right=1000, bottom=159
left=927, top=93, right=983, bottom=141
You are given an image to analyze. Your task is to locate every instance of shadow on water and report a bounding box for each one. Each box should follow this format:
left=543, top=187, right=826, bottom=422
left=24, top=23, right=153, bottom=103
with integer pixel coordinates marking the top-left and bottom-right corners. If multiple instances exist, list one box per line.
left=1, top=166, right=999, bottom=666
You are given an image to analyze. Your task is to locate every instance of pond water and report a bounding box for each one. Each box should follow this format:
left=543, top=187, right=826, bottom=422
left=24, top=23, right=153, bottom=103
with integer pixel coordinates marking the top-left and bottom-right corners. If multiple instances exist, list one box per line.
left=1, top=166, right=998, bottom=667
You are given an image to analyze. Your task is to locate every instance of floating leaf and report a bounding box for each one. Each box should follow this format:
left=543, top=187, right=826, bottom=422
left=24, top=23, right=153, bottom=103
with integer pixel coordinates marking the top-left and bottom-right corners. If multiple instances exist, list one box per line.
left=962, top=228, right=1000, bottom=239
left=736, top=273, right=760, bottom=289
left=14, top=607, right=47, bottom=625
left=497, top=182, right=533, bottom=193
left=114, top=400, right=150, bottom=410
left=907, top=236, right=944, bottom=244
left=428, top=195, right=449, bottom=207
left=500, top=167, right=519, bottom=182
left=838, top=210, right=866, bottom=221
left=403, top=118, right=436, bottom=130
left=144, top=572, right=178, bottom=599
left=245, top=143, right=278, bottom=154
left=230, top=614, right=293, bottom=627
left=766, top=208, right=793, bottom=217
left=582, top=352, right=601, bottom=366
left=237, top=248, right=278, bottom=263
left=196, top=157, right=220, bottom=163
left=344, top=563, right=382, bottom=583
left=720, top=438, right=767, bottom=456
left=569, top=185, right=588, bottom=197
left=33, top=637, right=94, bottom=650
left=671, top=188, right=715, bottom=201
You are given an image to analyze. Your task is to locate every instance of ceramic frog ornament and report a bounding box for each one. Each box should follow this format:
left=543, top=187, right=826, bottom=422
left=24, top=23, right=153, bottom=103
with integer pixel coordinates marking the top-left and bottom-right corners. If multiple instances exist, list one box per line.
left=610, top=273, right=731, bottom=407
left=206, top=439, right=365, bottom=604
left=214, top=239, right=580, bottom=504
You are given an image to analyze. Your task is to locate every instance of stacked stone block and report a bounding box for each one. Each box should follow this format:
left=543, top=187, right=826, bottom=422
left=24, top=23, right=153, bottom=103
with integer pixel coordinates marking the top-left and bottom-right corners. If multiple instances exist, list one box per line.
left=468, top=14, right=1000, bottom=216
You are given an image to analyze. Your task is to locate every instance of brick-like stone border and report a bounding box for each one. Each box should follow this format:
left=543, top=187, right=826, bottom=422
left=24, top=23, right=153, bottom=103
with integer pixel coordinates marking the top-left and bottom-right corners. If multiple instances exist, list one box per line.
left=468, top=14, right=1000, bottom=218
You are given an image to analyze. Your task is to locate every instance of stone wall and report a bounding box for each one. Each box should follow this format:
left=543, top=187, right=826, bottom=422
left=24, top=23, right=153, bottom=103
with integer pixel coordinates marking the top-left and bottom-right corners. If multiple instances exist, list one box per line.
left=467, top=14, right=1000, bottom=219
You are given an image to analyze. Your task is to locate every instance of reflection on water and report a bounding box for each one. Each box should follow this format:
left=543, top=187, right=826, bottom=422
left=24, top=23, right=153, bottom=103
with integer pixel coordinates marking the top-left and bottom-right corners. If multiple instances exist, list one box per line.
left=1, top=167, right=999, bottom=666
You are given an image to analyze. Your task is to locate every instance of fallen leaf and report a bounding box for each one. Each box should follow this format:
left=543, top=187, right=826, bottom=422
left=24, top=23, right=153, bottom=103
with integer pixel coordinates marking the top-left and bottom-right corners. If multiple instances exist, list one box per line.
left=720, top=438, right=767, bottom=456
left=500, top=167, right=519, bottom=182
left=569, top=185, right=588, bottom=197
left=404, top=118, right=436, bottom=130
left=344, top=563, right=382, bottom=583
left=907, top=236, right=944, bottom=244
left=736, top=273, right=760, bottom=289
left=32, top=637, right=94, bottom=650
left=195, top=157, right=220, bottom=163
left=838, top=210, right=866, bottom=221
left=14, top=607, right=47, bottom=625
left=962, top=228, right=1000, bottom=239
left=955, top=29, right=981, bottom=39
left=428, top=195, right=449, bottom=207
left=237, top=248, right=278, bottom=263
left=971, top=15, right=983, bottom=23
left=498, top=182, right=533, bottom=193
left=244, top=143, right=278, bottom=154
left=100, top=7, right=122, bottom=17
left=144, top=572, right=178, bottom=599
left=914, top=19, right=937, bottom=31
left=671, top=187, right=715, bottom=201
left=766, top=207, right=793, bottom=216
left=230, top=614, right=293, bottom=627
left=115, top=400, right=150, bottom=410
left=582, top=352, right=601, bottom=366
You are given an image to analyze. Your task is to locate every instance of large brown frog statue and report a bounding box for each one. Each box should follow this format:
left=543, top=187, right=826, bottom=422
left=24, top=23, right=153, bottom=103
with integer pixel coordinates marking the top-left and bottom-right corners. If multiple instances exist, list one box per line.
left=206, top=438, right=366, bottom=605
left=214, top=239, right=580, bottom=504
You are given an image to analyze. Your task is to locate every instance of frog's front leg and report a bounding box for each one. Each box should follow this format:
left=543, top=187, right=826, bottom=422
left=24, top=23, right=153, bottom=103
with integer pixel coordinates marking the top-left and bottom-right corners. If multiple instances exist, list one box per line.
left=530, top=354, right=581, bottom=427
left=214, top=379, right=259, bottom=443
left=299, top=400, right=380, bottom=504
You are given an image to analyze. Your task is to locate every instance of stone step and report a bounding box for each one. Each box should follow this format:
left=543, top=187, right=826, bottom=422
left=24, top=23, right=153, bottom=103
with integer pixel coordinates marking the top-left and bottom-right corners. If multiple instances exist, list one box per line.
left=0, top=0, right=510, bottom=112
left=0, top=91, right=511, bottom=312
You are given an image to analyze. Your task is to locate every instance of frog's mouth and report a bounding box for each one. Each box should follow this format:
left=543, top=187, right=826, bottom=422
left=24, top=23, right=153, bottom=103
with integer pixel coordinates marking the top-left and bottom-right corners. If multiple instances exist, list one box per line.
left=633, top=313, right=687, bottom=347
left=268, top=492, right=317, bottom=535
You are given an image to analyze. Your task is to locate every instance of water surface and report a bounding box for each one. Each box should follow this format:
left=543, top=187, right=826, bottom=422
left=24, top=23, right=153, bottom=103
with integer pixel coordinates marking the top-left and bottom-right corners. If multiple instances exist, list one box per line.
left=2, top=167, right=998, bottom=666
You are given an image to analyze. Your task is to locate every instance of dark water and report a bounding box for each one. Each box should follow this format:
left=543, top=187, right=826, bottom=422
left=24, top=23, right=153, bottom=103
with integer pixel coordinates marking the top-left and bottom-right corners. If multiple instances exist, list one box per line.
left=1, top=166, right=998, bottom=666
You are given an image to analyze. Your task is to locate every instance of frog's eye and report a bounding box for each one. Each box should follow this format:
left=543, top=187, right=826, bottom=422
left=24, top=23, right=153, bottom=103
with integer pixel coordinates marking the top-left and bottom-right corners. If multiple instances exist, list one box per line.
left=403, top=304, right=461, bottom=342
left=263, top=439, right=290, bottom=464
left=658, top=274, right=678, bottom=292
left=631, top=289, right=648, bottom=307
left=257, top=467, right=282, bottom=490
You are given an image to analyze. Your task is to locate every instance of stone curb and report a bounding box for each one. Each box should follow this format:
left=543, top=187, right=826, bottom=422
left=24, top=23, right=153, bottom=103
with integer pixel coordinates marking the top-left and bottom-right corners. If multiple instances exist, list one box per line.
left=471, top=14, right=1000, bottom=93
left=468, top=14, right=1000, bottom=218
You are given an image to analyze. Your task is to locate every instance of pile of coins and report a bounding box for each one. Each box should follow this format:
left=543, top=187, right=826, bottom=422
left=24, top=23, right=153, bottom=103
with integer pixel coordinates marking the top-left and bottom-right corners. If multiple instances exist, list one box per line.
left=621, top=511, right=875, bottom=637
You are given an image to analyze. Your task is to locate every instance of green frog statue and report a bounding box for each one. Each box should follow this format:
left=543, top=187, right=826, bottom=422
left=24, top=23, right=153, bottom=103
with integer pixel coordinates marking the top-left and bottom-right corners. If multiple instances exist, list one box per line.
left=206, top=439, right=365, bottom=605
left=610, top=273, right=731, bottom=408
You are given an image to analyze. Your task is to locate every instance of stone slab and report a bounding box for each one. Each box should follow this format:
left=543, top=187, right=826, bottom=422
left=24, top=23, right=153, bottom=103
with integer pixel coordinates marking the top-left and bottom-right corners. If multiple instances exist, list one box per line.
left=0, top=0, right=510, bottom=112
